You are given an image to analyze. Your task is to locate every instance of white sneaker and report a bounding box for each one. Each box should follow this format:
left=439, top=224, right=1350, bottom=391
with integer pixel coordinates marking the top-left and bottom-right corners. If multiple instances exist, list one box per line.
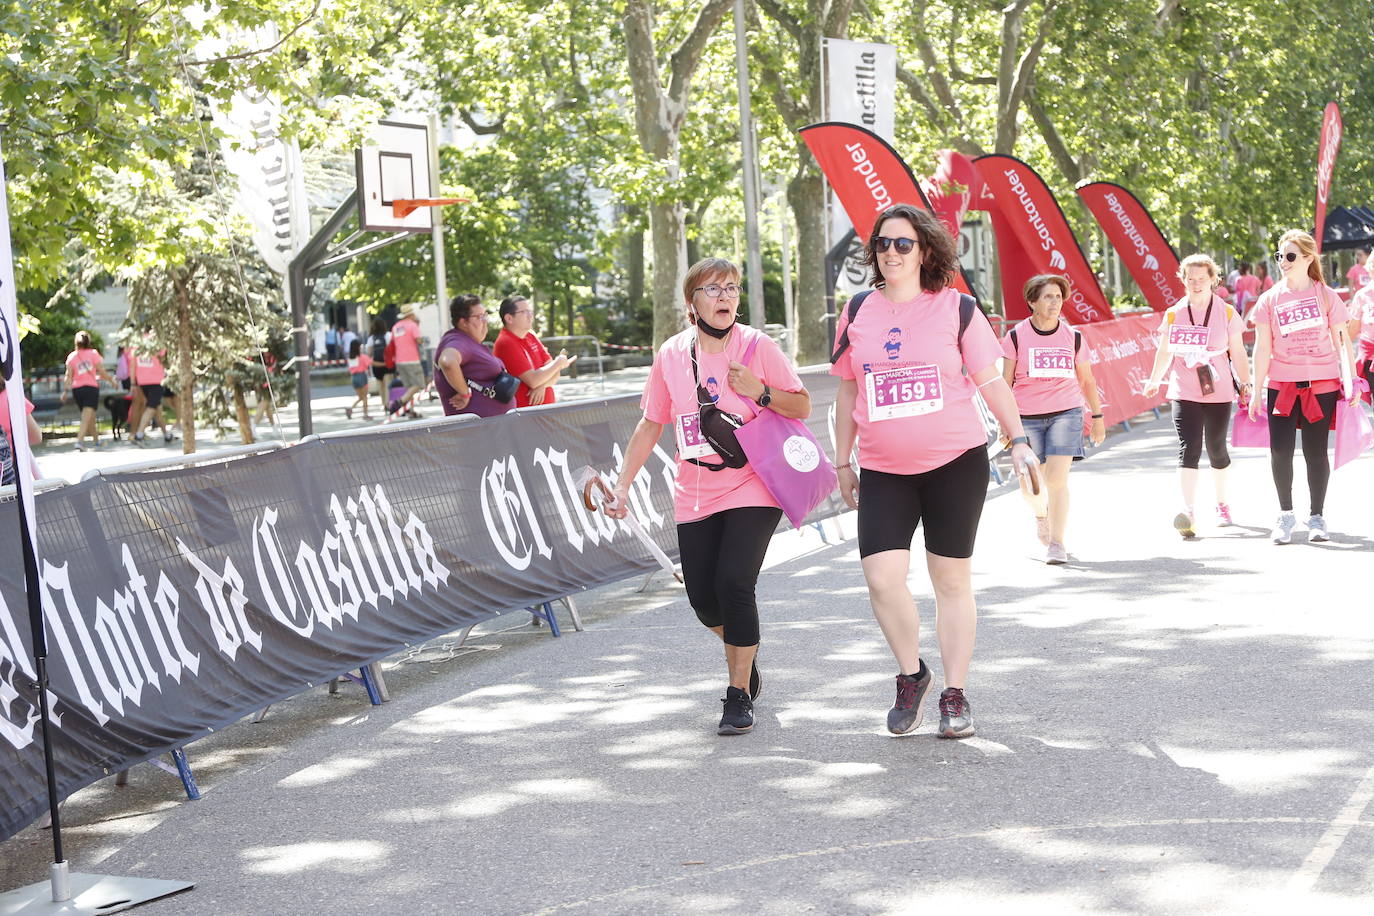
left=1272, top=511, right=1297, bottom=544
left=1307, top=515, right=1329, bottom=543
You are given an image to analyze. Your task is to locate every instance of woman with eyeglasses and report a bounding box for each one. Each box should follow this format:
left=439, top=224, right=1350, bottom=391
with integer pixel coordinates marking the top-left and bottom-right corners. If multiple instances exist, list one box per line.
left=433, top=293, right=514, bottom=418
left=831, top=203, right=1036, bottom=739
left=1143, top=254, right=1252, bottom=537
left=606, top=258, right=810, bottom=737
left=1248, top=230, right=1358, bottom=544
left=1000, top=274, right=1106, bottom=564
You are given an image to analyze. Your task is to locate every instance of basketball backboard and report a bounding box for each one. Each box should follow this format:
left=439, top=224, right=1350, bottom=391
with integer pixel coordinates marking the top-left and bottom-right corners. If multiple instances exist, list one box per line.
left=355, top=119, right=434, bottom=233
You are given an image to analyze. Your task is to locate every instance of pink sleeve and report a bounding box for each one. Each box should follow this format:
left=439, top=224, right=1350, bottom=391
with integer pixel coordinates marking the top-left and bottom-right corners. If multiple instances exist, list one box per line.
left=1074, top=330, right=1090, bottom=366
left=1227, top=309, right=1244, bottom=337
left=960, top=311, right=1004, bottom=375
left=1000, top=332, right=1016, bottom=362
left=1328, top=290, right=1349, bottom=325
left=828, top=308, right=855, bottom=380
left=640, top=355, right=673, bottom=425
left=1252, top=293, right=1272, bottom=326
left=753, top=336, right=804, bottom=393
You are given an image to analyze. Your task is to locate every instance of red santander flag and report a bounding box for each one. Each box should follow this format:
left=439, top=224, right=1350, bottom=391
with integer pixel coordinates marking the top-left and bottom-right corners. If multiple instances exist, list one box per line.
left=974, top=154, right=1112, bottom=324
left=1077, top=182, right=1184, bottom=311
left=800, top=122, right=972, bottom=296
left=1314, top=102, right=1342, bottom=254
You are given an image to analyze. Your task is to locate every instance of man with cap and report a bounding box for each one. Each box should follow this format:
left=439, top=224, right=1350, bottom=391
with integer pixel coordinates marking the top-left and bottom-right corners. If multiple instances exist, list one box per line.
left=389, top=302, right=426, bottom=418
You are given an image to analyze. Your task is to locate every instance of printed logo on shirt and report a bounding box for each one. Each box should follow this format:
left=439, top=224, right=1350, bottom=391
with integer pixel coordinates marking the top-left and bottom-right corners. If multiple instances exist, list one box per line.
left=704, top=377, right=721, bottom=403
left=883, top=327, right=902, bottom=360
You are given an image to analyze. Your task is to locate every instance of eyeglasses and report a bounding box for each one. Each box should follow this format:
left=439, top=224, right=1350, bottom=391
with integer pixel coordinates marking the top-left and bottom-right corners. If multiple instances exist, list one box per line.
left=693, top=284, right=741, bottom=299
left=875, top=237, right=918, bottom=255
left=1274, top=251, right=1300, bottom=263
left=514, top=309, right=533, bottom=317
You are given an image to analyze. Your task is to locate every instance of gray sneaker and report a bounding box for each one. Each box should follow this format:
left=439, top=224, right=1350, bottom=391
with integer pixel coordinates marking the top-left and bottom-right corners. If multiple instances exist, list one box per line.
left=887, top=664, right=932, bottom=735
left=937, top=687, right=976, bottom=739
left=1308, top=515, right=1330, bottom=543
left=1046, top=541, right=1068, bottom=565
left=1272, top=511, right=1297, bottom=544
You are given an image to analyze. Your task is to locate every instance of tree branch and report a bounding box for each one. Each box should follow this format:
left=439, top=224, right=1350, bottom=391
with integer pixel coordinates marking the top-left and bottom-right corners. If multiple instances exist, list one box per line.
left=666, top=0, right=734, bottom=111
left=1026, top=88, right=1081, bottom=184
left=186, top=0, right=324, bottom=66
left=459, top=109, right=504, bottom=136
left=756, top=0, right=804, bottom=43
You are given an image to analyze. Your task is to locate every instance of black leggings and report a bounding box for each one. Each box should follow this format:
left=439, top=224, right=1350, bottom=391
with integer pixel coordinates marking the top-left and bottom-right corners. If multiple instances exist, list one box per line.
left=1171, top=399, right=1232, bottom=469
left=1360, top=358, right=1374, bottom=404
left=677, top=506, right=781, bottom=647
left=1266, top=387, right=1337, bottom=515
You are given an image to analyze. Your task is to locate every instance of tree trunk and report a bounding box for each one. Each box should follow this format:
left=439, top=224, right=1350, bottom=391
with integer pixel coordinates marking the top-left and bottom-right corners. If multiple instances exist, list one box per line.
left=789, top=169, right=828, bottom=366
left=625, top=209, right=645, bottom=315
left=649, top=198, right=687, bottom=344
left=233, top=380, right=254, bottom=444
left=174, top=272, right=197, bottom=454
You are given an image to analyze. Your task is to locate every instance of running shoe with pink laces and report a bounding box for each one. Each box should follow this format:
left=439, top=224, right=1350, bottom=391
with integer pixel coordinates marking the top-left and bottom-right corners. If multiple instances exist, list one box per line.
left=1215, top=503, right=1234, bottom=527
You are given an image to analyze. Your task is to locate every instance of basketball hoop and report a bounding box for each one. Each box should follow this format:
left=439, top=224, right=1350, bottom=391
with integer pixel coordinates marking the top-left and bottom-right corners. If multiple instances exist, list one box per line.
left=391, top=197, right=470, bottom=218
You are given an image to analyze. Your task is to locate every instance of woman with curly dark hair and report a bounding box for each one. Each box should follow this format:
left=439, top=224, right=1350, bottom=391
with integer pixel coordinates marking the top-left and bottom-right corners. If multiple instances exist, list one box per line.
left=830, top=203, right=1036, bottom=739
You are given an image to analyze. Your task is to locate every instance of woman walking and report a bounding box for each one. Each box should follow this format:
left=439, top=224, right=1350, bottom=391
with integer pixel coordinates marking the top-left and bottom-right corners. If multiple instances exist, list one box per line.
left=831, top=204, right=1036, bottom=739
left=606, top=258, right=810, bottom=736
left=1001, top=274, right=1106, bottom=563
left=344, top=339, right=374, bottom=420
left=62, top=331, right=115, bottom=450
left=1248, top=230, right=1357, bottom=543
left=1143, top=254, right=1252, bottom=536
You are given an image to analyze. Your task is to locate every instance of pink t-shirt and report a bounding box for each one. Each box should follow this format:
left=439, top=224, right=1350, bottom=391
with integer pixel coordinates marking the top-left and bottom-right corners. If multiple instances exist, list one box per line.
left=1345, top=264, right=1369, bottom=292
left=1350, top=285, right=1374, bottom=359
left=1001, top=318, right=1085, bottom=415
left=830, top=287, right=1002, bottom=474
left=1234, top=274, right=1261, bottom=312
left=348, top=353, right=373, bottom=374
left=642, top=324, right=805, bottom=524
left=1158, top=296, right=1243, bottom=403
left=132, top=349, right=165, bottom=386
left=391, top=318, right=422, bottom=363
left=66, top=348, right=103, bottom=388
left=1252, top=284, right=1348, bottom=383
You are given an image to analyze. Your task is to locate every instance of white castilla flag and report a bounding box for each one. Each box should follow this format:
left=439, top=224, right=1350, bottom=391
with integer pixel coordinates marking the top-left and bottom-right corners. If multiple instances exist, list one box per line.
left=822, top=38, right=896, bottom=295
left=209, top=27, right=311, bottom=274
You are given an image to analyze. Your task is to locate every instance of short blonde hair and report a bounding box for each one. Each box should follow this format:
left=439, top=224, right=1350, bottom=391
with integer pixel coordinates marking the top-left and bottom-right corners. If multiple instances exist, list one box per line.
left=1023, top=273, right=1070, bottom=303
left=1276, top=230, right=1325, bottom=285
left=682, top=258, right=740, bottom=304
left=1178, top=254, right=1219, bottom=283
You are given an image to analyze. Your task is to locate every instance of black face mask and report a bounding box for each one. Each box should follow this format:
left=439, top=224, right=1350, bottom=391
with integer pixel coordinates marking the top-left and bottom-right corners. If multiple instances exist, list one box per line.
left=691, top=312, right=735, bottom=339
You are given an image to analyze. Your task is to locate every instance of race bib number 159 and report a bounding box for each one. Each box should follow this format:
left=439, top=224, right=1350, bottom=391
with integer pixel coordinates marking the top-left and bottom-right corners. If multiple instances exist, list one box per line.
left=866, top=364, right=943, bottom=421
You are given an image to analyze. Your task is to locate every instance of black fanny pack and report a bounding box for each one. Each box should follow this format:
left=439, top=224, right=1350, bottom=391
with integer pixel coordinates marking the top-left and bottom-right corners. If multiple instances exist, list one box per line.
left=472, top=370, right=520, bottom=404
left=688, top=341, right=749, bottom=471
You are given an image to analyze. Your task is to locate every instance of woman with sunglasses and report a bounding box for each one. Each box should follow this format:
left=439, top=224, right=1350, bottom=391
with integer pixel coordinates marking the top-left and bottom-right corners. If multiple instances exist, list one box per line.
left=1000, top=274, right=1106, bottom=564
left=832, top=204, right=1036, bottom=739
left=1143, top=254, right=1251, bottom=537
left=1248, top=230, right=1357, bottom=544
left=606, top=258, right=810, bottom=736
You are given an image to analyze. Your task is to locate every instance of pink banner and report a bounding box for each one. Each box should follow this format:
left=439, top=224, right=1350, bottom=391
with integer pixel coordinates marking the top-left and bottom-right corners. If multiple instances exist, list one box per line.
left=1077, top=312, right=1167, bottom=428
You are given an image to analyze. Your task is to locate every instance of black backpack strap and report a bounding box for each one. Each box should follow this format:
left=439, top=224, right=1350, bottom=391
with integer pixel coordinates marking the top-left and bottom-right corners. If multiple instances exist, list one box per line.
left=829, top=290, right=873, bottom=364
left=956, top=293, right=983, bottom=350
left=1073, top=328, right=1082, bottom=353
left=1009, top=328, right=1019, bottom=355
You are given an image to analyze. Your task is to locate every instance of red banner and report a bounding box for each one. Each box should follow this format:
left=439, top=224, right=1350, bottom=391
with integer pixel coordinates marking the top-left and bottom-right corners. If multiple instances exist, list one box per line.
left=1077, top=182, right=1184, bottom=311
left=922, top=149, right=979, bottom=241
left=800, top=122, right=972, bottom=297
left=974, top=155, right=1112, bottom=324
left=1076, top=312, right=1167, bottom=428
left=1314, top=102, right=1343, bottom=254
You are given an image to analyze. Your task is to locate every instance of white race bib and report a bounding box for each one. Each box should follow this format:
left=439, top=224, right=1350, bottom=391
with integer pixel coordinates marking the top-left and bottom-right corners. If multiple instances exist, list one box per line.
left=675, top=412, right=715, bottom=460
left=1274, top=296, right=1323, bottom=337
left=866, top=364, right=943, bottom=421
left=1028, top=347, right=1074, bottom=379
left=1168, top=323, right=1210, bottom=356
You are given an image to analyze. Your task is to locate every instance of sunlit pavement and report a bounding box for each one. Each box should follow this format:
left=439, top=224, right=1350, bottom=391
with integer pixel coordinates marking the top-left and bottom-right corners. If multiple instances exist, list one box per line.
left=4, top=413, right=1374, bottom=915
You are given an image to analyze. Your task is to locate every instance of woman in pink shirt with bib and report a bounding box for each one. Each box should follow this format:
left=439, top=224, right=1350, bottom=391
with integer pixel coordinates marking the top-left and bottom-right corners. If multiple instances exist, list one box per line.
left=831, top=204, right=1036, bottom=740
left=1000, top=274, right=1106, bottom=564
left=61, top=330, right=115, bottom=451
left=1143, top=254, right=1252, bottom=537
left=1248, top=230, right=1358, bottom=544
left=607, top=258, right=811, bottom=737
left=1347, top=281, right=1374, bottom=400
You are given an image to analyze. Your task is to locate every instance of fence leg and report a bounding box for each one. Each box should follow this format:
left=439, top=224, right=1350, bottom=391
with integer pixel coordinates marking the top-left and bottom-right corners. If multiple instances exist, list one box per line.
left=558, top=596, right=585, bottom=632
left=357, top=666, right=384, bottom=706
left=170, top=748, right=201, bottom=800
left=1152, top=407, right=1162, bottom=420
left=528, top=602, right=562, bottom=638
left=987, top=460, right=1005, bottom=485
left=1122, top=419, right=1132, bottom=432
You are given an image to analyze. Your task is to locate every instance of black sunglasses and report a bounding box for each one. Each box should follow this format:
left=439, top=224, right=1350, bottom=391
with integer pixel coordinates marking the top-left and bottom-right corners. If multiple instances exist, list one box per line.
left=875, top=236, right=918, bottom=255
left=1274, top=251, right=1300, bottom=263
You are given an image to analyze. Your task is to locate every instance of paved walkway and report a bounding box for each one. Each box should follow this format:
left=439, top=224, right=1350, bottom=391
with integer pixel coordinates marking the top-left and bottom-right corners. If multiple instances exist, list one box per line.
left=3, top=416, right=1374, bottom=914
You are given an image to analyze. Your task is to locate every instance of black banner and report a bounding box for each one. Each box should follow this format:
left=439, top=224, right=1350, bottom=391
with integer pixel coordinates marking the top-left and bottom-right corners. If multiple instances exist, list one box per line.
left=0, top=370, right=845, bottom=842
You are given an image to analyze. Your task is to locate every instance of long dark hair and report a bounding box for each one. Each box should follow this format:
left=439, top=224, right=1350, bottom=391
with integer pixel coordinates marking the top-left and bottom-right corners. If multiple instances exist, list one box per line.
left=860, top=203, right=959, bottom=292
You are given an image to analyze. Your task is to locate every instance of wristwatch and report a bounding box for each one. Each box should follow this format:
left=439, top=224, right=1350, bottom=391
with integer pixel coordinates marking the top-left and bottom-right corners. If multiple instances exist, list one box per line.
left=757, top=384, right=772, bottom=408
left=1010, top=436, right=1031, bottom=447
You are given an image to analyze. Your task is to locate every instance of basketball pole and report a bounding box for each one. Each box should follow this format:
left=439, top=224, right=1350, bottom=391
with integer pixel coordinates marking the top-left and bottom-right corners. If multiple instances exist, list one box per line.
left=428, top=114, right=448, bottom=320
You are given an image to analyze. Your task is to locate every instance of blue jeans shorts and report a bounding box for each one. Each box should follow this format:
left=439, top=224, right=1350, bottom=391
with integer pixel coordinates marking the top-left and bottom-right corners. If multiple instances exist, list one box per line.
left=1021, top=407, right=1084, bottom=461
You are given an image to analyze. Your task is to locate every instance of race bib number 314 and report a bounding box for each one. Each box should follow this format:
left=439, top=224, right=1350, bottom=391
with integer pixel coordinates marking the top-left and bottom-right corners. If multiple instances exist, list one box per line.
left=1028, top=347, right=1074, bottom=379
left=866, top=364, right=943, bottom=421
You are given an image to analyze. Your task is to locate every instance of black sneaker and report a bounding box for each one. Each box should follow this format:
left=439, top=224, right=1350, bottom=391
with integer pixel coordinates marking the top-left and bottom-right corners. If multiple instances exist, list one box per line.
left=749, top=658, right=761, bottom=701
left=886, top=664, right=932, bottom=735
left=937, top=687, right=975, bottom=739
left=718, top=686, right=754, bottom=736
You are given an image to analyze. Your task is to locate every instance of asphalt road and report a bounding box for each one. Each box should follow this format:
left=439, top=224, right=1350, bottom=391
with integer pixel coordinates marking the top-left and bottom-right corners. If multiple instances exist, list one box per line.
left=3, top=415, right=1373, bottom=915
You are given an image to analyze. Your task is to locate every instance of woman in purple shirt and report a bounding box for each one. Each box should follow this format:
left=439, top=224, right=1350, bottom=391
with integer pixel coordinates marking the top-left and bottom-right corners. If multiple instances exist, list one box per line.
left=434, top=294, right=513, bottom=418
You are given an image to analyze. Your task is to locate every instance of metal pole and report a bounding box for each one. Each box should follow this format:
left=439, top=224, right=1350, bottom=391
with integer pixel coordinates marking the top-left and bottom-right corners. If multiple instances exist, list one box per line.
left=779, top=196, right=796, bottom=359
left=733, top=0, right=766, bottom=328
left=288, top=259, right=312, bottom=438
left=429, top=114, right=448, bottom=316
